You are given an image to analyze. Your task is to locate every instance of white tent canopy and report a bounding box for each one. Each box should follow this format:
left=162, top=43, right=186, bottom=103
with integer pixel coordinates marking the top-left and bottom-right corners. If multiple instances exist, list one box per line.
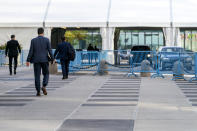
left=109, top=0, right=171, bottom=27
left=173, top=0, right=197, bottom=27
left=0, top=0, right=197, bottom=49
left=0, top=0, right=49, bottom=27
left=45, top=0, right=109, bottom=27
left=0, top=0, right=196, bottom=28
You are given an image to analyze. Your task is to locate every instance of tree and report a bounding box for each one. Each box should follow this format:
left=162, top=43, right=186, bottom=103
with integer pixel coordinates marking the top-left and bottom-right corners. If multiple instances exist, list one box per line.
left=65, top=30, right=88, bottom=46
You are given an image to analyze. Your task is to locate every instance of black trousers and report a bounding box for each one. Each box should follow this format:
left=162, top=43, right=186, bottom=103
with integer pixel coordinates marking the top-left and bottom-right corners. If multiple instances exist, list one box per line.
left=33, top=62, right=49, bottom=93
left=9, top=56, right=18, bottom=74
left=60, top=59, right=70, bottom=78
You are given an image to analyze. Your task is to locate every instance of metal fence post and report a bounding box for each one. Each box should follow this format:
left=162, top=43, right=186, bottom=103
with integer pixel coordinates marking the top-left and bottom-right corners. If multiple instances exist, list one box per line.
left=127, top=51, right=137, bottom=77
left=96, top=51, right=100, bottom=73
left=151, top=52, right=164, bottom=78
left=21, top=50, right=24, bottom=66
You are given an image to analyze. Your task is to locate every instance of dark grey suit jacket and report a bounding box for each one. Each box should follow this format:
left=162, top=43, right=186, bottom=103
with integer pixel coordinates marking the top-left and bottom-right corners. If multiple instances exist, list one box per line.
left=27, top=36, right=54, bottom=63
left=54, top=42, right=70, bottom=60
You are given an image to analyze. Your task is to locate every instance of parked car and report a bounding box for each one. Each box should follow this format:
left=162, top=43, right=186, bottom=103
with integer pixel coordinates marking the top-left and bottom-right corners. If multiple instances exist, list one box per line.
left=129, top=45, right=152, bottom=66
left=157, top=46, right=192, bottom=71
left=119, top=50, right=130, bottom=60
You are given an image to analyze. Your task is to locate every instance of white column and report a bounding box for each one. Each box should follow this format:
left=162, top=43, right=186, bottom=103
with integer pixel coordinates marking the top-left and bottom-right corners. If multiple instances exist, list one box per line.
left=100, top=27, right=115, bottom=64
left=174, top=27, right=182, bottom=47
left=163, top=27, right=181, bottom=47
left=100, top=27, right=115, bottom=50
left=163, top=27, right=174, bottom=46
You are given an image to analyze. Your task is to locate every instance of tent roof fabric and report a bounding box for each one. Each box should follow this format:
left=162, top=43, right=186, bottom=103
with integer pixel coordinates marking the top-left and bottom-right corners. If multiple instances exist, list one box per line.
left=0, top=0, right=196, bottom=27
left=0, top=0, right=49, bottom=27
left=109, top=0, right=171, bottom=27
left=45, top=0, right=109, bottom=27
left=173, top=0, right=197, bottom=27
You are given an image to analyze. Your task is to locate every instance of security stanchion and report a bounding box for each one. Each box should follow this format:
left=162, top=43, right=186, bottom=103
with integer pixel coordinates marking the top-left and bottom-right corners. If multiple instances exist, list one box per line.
left=127, top=53, right=137, bottom=77
left=172, top=52, right=185, bottom=81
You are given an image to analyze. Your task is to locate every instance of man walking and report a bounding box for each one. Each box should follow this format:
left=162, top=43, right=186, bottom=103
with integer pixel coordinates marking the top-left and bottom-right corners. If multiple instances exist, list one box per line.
left=5, top=35, right=21, bottom=75
left=26, top=28, right=54, bottom=96
left=54, top=37, right=72, bottom=80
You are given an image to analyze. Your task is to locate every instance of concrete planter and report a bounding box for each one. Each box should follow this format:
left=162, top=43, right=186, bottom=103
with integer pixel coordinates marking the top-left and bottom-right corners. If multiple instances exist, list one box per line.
left=98, top=60, right=108, bottom=75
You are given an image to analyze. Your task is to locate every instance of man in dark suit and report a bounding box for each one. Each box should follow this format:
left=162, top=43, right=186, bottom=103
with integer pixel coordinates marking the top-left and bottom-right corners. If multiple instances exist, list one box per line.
left=26, top=28, right=54, bottom=96
left=5, top=35, right=21, bottom=75
left=54, top=37, right=71, bottom=79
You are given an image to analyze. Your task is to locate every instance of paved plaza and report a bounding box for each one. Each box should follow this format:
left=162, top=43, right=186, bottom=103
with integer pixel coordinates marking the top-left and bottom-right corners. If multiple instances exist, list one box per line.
left=0, top=67, right=197, bottom=131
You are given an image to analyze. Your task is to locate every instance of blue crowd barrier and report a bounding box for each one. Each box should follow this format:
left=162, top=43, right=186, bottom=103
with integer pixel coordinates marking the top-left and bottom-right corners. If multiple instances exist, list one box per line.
left=99, top=50, right=130, bottom=72
left=128, top=51, right=158, bottom=77
left=152, top=51, right=196, bottom=80
left=1, top=49, right=197, bottom=82
left=20, top=50, right=29, bottom=66
left=54, top=50, right=100, bottom=72
left=98, top=50, right=131, bottom=72
left=0, top=50, right=6, bottom=66
left=0, top=50, right=29, bottom=66
left=189, top=52, right=197, bottom=82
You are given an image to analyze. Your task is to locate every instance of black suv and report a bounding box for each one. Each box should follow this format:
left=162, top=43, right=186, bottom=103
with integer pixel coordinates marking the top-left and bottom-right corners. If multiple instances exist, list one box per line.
left=130, top=45, right=152, bottom=66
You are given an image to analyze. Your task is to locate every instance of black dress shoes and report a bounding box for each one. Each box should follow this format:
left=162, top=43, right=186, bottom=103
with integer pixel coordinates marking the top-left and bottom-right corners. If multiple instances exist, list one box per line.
left=42, top=87, right=47, bottom=95
left=62, top=76, right=68, bottom=80
left=36, top=92, right=41, bottom=96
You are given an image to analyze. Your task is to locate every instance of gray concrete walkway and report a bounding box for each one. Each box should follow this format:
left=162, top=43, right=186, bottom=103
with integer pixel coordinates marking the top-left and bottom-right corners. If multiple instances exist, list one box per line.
left=134, top=77, right=197, bottom=131
left=0, top=67, right=197, bottom=131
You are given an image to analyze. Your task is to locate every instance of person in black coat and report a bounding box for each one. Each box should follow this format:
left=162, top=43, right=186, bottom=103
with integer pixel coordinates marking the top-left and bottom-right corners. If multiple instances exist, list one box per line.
left=5, top=35, right=21, bottom=75
left=26, top=28, right=54, bottom=96
left=87, top=44, right=94, bottom=64
left=87, top=44, right=94, bottom=51
left=54, top=36, right=72, bottom=80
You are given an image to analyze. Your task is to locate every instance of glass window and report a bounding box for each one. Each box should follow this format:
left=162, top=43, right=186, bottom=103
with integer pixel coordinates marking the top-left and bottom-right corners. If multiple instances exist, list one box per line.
left=145, top=32, right=152, bottom=46
left=132, top=33, right=139, bottom=45
left=159, top=32, right=164, bottom=46
left=180, top=29, right=197, bottom=51
left=185, top=31, right=192, bottom=50
left=125, top=30, right=132, bottom=49
left=138, top=32, right=144, bottom=45
left=192, top=31, right=197, bottom=51
left=118, top=29, right=164, bottom=50
left=152, top=32, right=159, bottom=50
left=118, top=31, right=126, bottom=49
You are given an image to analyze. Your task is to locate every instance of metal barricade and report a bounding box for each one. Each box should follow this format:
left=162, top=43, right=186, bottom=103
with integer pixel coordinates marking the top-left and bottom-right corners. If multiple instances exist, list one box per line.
left=20, top=50, right=29, bottom=66
left=98, top=50, right=131, bottom=72
left=0, top=50, right=6, bottom=66
left=188, top=52, right=197, bottom=82
left=0, top=49, right=29, bottom=67
left=1, top=48, right=197, bottom=81
left=154, top=51, right=197, bottom=80
left=127, top=51, right=158, bottom=77
left=55, top=51, right=100, bottom=72
left=70, top=51, right=100, bottom=72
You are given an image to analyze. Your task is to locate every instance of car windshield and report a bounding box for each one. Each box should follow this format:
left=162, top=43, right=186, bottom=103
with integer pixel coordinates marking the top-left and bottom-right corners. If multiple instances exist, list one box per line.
left=131, top=46, right=150, bottom=51
left=161, top=48, right=184, bottom=52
